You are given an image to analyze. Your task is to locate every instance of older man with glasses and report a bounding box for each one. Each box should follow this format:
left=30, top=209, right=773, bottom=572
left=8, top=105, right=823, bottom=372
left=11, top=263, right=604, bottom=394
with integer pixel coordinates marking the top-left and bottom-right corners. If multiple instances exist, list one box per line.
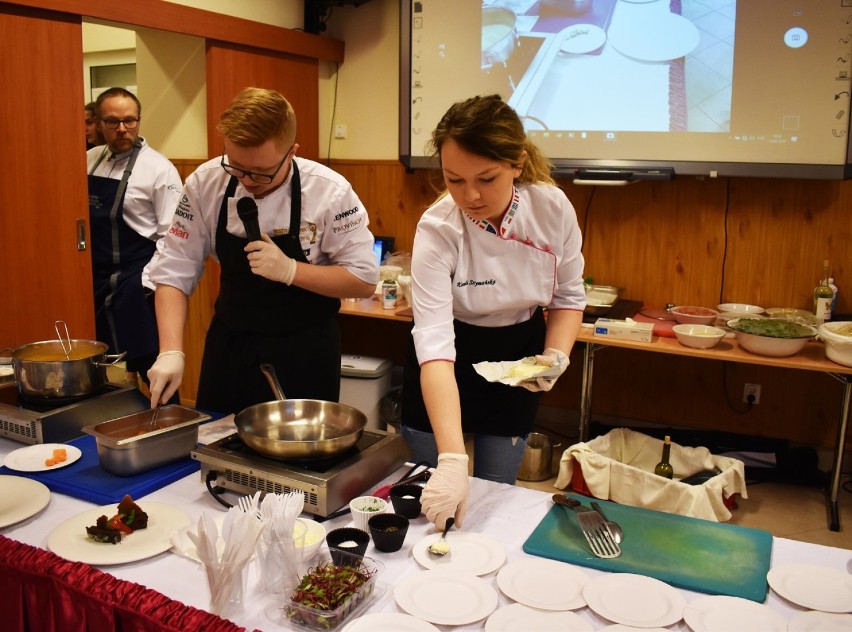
left=144, top=87, right=378, bottom=413
left=87, top=87, right=183, bottom=402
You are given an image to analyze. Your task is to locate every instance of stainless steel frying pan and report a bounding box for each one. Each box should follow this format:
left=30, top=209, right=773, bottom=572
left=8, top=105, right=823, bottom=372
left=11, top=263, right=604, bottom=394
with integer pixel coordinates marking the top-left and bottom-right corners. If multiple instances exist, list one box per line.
left=233, top=364, right=366, bottom=459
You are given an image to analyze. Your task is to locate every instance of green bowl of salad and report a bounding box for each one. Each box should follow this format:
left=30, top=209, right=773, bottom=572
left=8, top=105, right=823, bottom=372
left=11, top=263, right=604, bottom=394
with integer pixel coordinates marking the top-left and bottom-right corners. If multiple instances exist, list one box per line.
left=728, top=318, right=817, bottom=357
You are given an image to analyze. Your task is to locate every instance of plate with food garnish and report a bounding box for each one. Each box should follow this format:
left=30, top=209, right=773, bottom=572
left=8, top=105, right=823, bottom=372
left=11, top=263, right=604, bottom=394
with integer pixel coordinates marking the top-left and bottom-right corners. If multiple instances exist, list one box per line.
left=47, top=495, right=191, bottom=565
left=3, top=443, right=82, bottom=472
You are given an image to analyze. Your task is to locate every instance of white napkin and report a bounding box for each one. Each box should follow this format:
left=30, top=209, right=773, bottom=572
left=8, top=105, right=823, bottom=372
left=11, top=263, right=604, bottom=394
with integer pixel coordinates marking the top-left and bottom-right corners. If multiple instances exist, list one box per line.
left=256, top=491, right=306, bottom=594
left=473, top=355, right=567, bottom=387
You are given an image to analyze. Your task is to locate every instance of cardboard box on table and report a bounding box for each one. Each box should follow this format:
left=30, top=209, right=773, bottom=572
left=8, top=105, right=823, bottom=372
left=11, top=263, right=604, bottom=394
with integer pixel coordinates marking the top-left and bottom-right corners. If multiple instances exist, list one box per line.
left=555, top=428, right=747, bottom=521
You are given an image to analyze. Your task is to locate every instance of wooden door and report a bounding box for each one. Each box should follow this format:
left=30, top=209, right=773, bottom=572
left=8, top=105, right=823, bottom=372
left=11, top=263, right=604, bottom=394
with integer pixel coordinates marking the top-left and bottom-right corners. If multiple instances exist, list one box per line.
left=0, top=6, right=94, bottom=348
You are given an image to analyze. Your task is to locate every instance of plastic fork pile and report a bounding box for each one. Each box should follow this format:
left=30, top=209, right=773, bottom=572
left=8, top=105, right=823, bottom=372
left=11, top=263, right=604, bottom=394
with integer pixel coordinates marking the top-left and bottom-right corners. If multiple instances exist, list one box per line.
left=255, top=490, right=306, bottom=594
left=186, top=499, right=265, bottom=616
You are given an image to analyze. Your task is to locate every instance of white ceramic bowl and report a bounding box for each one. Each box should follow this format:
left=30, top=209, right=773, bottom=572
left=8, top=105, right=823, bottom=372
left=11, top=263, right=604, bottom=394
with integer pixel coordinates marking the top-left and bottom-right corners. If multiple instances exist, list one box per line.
left=673, top=324, right=726, bottom=349
left=819, top=321, right=852, bottom=367
left=715, top=312, right=764, bottom=329
left=729, top=318, right=817, bottom=357
left=717, top=303, right=764, bottom=314
left=668, top=306, right=719, bottom=325
left=296, top=517, right=327, bottom=561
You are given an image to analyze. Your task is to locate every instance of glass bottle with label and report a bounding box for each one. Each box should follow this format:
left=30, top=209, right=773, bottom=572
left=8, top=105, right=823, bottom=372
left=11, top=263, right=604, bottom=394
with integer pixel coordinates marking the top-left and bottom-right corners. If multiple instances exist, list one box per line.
left=654, top=435, right=674, bottom=479
left=814, top=259, right=833, bottom=322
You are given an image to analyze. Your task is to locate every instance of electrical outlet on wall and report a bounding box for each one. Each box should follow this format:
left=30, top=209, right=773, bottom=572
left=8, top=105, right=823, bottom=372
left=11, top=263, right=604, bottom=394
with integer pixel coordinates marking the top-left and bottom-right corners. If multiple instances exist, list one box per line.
left=743, top=383, right=761, bottom=404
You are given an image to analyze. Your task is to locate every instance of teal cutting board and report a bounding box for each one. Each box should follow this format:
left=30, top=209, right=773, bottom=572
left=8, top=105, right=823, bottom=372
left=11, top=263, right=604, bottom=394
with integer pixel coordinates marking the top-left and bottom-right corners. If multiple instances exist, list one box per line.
left=523, top=494, right=773, bottom=602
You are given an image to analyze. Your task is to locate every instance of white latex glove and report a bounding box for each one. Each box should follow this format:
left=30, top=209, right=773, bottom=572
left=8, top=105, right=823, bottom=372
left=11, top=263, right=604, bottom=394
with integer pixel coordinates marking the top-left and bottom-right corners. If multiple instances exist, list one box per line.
left=147, top=350, right=185, bottom=407
left=246, top=233, right=297, bottom=285
left=519, top=347, right=569, bottom=392
left=420, top=453, right=470, bottom=530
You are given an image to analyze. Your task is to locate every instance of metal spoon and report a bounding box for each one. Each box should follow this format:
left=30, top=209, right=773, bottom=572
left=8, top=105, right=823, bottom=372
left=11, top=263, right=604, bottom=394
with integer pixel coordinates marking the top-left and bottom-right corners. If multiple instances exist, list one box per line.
left=591, top=501, right=623, bottom=543
left=428, top=517, right=454, bottom=556
left=148, top=404, right=161, bottom=432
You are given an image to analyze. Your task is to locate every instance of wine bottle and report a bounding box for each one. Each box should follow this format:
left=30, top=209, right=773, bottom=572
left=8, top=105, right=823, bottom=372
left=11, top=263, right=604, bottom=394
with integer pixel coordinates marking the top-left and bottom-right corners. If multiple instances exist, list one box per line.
left=814, top=259, right=834, bottom=322
left=654, top=435, right=674, bottom=479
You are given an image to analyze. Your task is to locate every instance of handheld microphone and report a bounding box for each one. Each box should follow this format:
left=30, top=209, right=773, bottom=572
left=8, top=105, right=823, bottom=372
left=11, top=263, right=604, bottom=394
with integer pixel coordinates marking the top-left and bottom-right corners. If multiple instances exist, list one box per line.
left=236, top=197, right=261, bottom=242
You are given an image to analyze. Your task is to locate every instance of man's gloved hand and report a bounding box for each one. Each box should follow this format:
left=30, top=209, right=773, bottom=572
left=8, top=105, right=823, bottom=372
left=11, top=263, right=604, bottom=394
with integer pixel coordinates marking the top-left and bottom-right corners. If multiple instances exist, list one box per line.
left=421, top=453, right=470, bottom=530
left=246, top=234, right=297, bottom=285
left=519, top=347, right=569, bottom=392
left=147, top=350, right=185, bottom=407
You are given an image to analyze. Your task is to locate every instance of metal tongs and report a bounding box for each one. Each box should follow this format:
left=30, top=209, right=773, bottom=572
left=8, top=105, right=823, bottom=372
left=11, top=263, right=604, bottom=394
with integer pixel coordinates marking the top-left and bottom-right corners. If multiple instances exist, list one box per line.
left=55, top=320, right=72, bottom=358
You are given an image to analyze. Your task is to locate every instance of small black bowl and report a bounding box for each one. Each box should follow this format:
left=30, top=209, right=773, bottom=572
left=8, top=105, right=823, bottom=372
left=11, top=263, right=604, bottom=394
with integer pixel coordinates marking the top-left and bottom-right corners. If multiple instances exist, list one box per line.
left=368, top=512, right=409, bottom=553
left=325, top=527, right=370, bottom=561
left=389, top=483, right=423, bottom=519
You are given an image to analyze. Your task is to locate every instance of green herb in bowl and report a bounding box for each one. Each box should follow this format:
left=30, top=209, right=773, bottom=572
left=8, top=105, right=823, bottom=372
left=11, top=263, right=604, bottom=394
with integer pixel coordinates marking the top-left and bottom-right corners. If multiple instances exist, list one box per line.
left=730, top=318, right=816, bottom=339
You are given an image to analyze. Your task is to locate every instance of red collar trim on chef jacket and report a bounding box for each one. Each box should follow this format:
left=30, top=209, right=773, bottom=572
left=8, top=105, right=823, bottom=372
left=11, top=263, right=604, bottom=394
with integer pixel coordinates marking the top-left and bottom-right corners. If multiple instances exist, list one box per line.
left=465, top=186, right=520, bottom=237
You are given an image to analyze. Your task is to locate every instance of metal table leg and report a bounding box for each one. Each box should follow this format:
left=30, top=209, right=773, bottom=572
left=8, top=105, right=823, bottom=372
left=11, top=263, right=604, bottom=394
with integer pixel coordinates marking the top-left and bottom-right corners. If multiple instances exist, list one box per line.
left=578, top=342, right=598, bottom=442
left=827, top=374, right=851, bottom=532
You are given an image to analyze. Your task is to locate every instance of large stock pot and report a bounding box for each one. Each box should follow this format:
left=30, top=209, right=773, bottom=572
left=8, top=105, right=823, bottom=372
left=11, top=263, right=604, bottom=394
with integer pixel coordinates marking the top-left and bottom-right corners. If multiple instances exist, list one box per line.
left=9, top=338, right=124, bottom=399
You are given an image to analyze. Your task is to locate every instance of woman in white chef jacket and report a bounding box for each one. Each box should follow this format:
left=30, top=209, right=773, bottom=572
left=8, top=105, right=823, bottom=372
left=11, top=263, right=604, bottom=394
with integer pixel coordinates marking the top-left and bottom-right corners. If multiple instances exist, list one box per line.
left=402, top=94, right=587, bottom=530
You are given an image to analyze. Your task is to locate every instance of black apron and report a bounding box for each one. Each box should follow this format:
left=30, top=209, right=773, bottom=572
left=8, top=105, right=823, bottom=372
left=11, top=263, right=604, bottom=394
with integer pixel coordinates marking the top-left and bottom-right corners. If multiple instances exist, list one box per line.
left=196, top=162, right=342, bottom=414
left=88, top=140, right=158, bottom=364
left=402, top=308, right=546, bottom=437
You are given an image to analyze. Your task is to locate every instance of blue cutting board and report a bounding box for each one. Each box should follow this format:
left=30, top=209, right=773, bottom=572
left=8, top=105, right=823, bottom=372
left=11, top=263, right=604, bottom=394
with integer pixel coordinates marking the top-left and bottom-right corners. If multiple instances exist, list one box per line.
left=523, top=493, right=773, bottom=602
left=0, top=434, right=199, bottom=505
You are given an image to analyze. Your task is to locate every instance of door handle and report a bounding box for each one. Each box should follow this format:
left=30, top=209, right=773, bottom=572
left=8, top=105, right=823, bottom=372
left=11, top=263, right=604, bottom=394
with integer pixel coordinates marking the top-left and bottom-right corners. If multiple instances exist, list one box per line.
left=76, top=218, right=87, bottom=251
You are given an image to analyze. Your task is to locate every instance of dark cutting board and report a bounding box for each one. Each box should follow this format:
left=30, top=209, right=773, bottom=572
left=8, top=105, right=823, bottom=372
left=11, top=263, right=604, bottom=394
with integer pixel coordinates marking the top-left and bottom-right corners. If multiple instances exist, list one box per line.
left=523, top=494, right=772, bottom=602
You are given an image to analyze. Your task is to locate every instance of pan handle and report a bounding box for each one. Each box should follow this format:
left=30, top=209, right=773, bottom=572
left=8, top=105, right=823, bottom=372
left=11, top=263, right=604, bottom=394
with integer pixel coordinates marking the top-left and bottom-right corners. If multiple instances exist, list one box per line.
left=260, top=363, right=286, bottom=400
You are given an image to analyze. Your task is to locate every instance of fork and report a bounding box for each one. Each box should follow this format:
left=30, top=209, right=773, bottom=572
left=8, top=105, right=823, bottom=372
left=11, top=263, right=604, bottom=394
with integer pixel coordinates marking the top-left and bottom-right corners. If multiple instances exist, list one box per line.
left=553, top=494, right=621, bottom=559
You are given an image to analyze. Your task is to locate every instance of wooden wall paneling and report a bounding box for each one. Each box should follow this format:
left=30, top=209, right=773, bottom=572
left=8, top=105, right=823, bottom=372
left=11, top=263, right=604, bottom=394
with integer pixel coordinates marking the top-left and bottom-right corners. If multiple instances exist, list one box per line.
left=0, top=5, right=94, bottom=347
left=725, top=178, right=851, bottom=312
left=206, top=43, right=321, bottom=160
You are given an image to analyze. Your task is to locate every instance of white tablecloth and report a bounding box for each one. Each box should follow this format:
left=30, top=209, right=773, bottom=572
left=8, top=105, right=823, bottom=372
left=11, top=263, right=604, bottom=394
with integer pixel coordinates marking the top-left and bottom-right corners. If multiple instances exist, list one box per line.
left=1, top=435, right=849, bottom=631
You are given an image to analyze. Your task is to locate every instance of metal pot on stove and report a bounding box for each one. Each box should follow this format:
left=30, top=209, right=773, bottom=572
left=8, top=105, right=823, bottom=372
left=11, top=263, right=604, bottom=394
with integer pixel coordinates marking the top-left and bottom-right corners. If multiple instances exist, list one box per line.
left=482, top=6, right=518, bottom=70
left=7, top=321, right=125, bottom=399
left=233, top=364, right=367, bottom=460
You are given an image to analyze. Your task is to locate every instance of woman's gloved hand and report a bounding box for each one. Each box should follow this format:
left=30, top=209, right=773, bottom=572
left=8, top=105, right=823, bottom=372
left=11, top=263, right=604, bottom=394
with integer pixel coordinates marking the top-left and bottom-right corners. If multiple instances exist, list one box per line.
left=520, top=347, right=569, bottom=392
left=246, top=234, right=297, bottom=285
left=147, top=350, right=185, bottom=407
left=421, top=453, right=470, bottom=530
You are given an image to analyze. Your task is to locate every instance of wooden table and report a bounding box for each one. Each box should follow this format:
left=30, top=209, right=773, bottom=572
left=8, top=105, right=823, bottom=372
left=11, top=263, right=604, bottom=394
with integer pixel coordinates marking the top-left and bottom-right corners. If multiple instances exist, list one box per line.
left=575, top=326, right=852, bottom=531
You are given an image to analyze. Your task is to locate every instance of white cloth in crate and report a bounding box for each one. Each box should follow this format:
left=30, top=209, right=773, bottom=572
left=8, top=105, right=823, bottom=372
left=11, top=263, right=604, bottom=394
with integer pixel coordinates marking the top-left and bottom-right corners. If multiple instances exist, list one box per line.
left=555, top=428, right=748, bottom=522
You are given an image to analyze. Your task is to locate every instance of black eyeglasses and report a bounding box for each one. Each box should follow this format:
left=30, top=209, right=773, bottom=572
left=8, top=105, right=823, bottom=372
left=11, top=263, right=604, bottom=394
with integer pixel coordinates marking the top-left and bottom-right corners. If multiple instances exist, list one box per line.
left=220, top=148, right=291, bottom=184
left=101, top=118, right=140, bottom=130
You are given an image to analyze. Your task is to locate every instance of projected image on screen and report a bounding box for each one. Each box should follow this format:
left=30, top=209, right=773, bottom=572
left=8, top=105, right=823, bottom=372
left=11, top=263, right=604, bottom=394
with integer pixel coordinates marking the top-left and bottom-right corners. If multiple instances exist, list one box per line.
left=402, top=0, right=852, bottom=178
left=485, top=0, right=720, bottom=135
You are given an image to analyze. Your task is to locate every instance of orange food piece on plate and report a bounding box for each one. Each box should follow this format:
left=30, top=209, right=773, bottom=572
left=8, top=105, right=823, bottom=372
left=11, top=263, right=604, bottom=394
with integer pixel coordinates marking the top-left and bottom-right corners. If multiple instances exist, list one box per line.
left=45, top=448, right=68, bottom=467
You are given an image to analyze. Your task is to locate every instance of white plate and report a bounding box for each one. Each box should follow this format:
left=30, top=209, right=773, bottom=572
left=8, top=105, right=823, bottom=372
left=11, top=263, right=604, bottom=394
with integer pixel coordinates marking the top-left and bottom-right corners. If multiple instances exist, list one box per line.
left=788, top=611, right=852, bottom=632
left=3, top=443, right=83, bottom=472
left=485, top=603, right=593, bottom=631
left=559, top=24, right=607, bottom=54
left=497, top=557, right=589, bottom=610
left=0, top=475, right=50, bottom=528
left=767, top=563, right=852, bottom=613
left=341, top=612, right=440, bottom=632
left=583, top=573, right=686, bottom=627
left=412, top=531, right=506, bottom=576
left=394, top=570, right=498, bottom=625
left=608, top=12, right=699, bottom=61
left=47, top=501, right=191, bottom=565
left=600, top=626, right=671, bottom=632
left=683, top=595, right=786, bottom=632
